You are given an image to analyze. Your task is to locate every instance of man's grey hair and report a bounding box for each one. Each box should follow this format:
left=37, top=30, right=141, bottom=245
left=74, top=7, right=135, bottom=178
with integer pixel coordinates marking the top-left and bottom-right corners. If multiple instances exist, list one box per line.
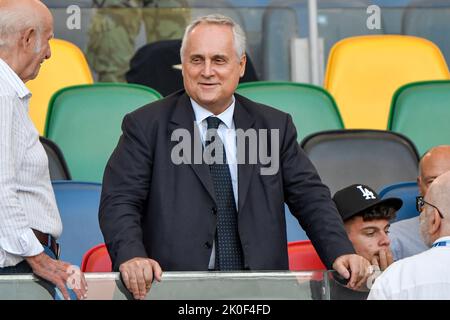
left=180, top=14, right=246, bottom=62
left=0, top=5, right=43, bottom=48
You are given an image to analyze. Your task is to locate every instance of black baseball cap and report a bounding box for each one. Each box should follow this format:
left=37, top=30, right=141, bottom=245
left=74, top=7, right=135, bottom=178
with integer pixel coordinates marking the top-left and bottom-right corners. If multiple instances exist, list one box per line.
left=332, top=184, right=403, bottom=222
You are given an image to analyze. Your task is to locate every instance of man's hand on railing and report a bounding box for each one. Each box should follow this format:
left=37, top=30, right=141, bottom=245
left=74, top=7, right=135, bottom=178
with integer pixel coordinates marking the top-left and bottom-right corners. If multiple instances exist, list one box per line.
left=119, top=257, right=163, bottom=300
left=26, top=252, right=88, bottom=300
left=332, top=254, right=372, bottom=290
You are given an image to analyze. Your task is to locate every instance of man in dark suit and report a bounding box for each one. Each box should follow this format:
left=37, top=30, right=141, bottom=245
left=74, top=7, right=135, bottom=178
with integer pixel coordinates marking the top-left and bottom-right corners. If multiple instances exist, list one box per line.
left=99, top=14, right=371, bottom=300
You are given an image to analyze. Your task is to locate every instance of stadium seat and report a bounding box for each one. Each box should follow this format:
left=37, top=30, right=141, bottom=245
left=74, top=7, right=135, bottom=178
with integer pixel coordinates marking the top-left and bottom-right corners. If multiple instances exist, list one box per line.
left=236, top=81, right=344, bottom=141
left=127, top=39, right=258, bottom=96
left=374, top=0, right=410, bottom=34
left=388, top=80, right=450, bottom=155
left=268, top=0, right=382, bottom=78
left=315, top=0, right=384, bottom=63
left=402, top=0, right=450, bottom=67
left=52, top=181, right=103, bottom=267
left=378, top=181, right=419, bottom=222
left=45, top=83, right=162, bottom=183
left=301, top=130, right=419, bottom=194
left=39, top=137, right=71, bottom=180
left=26, top=39, right=93, bottom=135
left=288, top=240, right=326, bottom=271
left=44, top=1, right=94, bottom=54
left=285, top=205, right=309, bottom=242
left=324, top=35, right=449, bottom=129
left=262, top=7, right=298, bottom=80
left=81, top=244, right=112, bottom=273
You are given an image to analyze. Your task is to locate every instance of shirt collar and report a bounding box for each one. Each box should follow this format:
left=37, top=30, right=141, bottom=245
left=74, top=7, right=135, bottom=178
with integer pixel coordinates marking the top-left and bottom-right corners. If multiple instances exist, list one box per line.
left=190, top=96, right=235, bottom=129
left=0, top=57, right=31, bottom=99
left=433, top=236, right=450, bottom=246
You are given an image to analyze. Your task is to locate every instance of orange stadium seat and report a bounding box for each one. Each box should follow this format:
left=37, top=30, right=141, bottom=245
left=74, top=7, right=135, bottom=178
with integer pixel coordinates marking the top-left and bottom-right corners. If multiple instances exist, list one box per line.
left=288, top=240, right=326, bottom=271
left=81, top=244, right=112, bottom=273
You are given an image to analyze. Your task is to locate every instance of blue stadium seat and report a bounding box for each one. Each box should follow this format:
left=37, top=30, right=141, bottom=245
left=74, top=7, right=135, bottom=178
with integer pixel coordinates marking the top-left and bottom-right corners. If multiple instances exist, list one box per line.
left=52, top=181, right=103, bottom=267
left=285, top=205, right=309, bottom=241
left=378, top=181, right=419, bottom=222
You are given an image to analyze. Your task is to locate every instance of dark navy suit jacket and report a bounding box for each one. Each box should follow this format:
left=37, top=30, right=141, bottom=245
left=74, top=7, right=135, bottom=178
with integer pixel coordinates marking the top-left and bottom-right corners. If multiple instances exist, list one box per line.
left=99, top=90, right=354, bottom=271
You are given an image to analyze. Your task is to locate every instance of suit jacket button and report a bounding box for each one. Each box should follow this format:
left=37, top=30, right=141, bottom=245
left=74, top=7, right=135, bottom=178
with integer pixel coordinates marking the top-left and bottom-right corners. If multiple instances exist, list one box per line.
left=205, top=241, right=212, bottom=249
left=211, top=207, right=217, bottom=215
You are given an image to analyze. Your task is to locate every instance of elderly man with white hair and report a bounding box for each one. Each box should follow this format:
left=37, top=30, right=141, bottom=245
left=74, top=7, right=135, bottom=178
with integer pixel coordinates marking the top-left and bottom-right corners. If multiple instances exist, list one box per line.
left=368, top=170, right=450, bottom=299
left=0, top=0, right=87, bottom=300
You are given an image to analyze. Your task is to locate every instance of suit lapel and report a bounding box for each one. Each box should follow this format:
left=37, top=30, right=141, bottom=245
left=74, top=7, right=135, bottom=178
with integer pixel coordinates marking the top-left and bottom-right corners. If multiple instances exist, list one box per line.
left=168, top=93, right=216, bottom=204
left=234, top=99, right=256, bottom=212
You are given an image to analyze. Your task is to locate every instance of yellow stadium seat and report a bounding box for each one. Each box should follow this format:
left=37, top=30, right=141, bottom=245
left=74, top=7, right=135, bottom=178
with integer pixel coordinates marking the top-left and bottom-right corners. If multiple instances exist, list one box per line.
left=324, top=35, right=449, bottom=129
left=26, top=39, right=93, bottom=134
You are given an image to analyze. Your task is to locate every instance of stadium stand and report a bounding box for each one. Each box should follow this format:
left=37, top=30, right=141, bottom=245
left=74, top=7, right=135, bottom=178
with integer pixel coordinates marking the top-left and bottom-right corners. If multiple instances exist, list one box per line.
left=300, top=129, right=419, bottom=194
left=26, top=38, right=93, bottom=135
left=262, top=6, right=298, bottom=80
left=52, top=181, right=103, bottom=267
left=402, top=0, right=450, bottom=68
left=267, top=0, right=382, bottom=82
left=42, top=1, right=93, bottom=52
left=388, top=80, right=450, bottom=155
left=288, top=240, right=326, bottom=271
left=324, top=35, right=449, bottom=129
left=81, top=244, right=112, bottom=273
left=44, top=83, right=162, bottom=183
left=285, top=206, right=309, bottom=242
left=39, top=137, right=71, bottom=181
left=378, top=181, right=419, bottom=222
left=236, top=81, right=344, bottom=141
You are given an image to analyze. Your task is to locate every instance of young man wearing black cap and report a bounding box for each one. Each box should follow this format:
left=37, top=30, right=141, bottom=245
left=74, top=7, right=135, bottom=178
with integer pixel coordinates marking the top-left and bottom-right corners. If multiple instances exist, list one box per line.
left=312, top=184, right=402, bottom=300
left=333, top=184, right=402, bottom=272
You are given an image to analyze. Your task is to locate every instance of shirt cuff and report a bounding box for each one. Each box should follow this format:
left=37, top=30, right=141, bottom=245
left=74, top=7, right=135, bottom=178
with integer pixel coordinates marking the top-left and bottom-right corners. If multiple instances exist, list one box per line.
left=0, top=228, right=44, bottom=258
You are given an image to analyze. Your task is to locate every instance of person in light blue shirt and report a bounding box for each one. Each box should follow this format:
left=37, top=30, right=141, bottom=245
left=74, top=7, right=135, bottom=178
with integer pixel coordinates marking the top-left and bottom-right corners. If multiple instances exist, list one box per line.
left=390, top=145, right=450, bottom=260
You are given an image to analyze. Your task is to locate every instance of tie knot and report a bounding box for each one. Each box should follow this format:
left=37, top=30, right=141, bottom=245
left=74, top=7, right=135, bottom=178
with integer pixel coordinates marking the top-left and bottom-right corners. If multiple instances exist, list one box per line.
left=206, top=116, right=222, bottom=130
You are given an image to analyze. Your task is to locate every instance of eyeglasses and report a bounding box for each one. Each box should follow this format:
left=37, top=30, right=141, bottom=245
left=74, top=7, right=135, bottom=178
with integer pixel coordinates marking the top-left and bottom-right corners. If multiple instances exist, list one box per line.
left=416, top=196, right=444, bottom=219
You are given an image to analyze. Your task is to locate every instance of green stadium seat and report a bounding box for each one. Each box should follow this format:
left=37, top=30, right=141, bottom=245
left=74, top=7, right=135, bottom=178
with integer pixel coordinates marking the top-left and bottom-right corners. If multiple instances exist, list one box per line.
left=236, top=81, right=344, bottom=141
left=388, top=80, right=450, bottom=156
left=44, top=83, right=162, bottom=183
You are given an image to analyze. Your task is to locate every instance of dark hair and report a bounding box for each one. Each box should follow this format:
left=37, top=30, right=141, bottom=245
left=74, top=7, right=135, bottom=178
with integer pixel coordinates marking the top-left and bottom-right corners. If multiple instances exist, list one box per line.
left=357, top=204, right=397, bottom=222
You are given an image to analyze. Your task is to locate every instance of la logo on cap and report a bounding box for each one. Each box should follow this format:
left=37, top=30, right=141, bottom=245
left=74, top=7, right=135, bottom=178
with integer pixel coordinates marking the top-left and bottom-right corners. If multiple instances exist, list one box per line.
left=356, top=185, right=376, bottom=200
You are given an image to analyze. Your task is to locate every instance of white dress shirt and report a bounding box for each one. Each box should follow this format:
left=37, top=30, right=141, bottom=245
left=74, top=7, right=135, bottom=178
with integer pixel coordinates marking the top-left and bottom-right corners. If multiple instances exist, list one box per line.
left=368, top=236, right=450, bottom=300
left=0, top=58, right=62, bottom=267
left=190, top=97, right=238, bottom=269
